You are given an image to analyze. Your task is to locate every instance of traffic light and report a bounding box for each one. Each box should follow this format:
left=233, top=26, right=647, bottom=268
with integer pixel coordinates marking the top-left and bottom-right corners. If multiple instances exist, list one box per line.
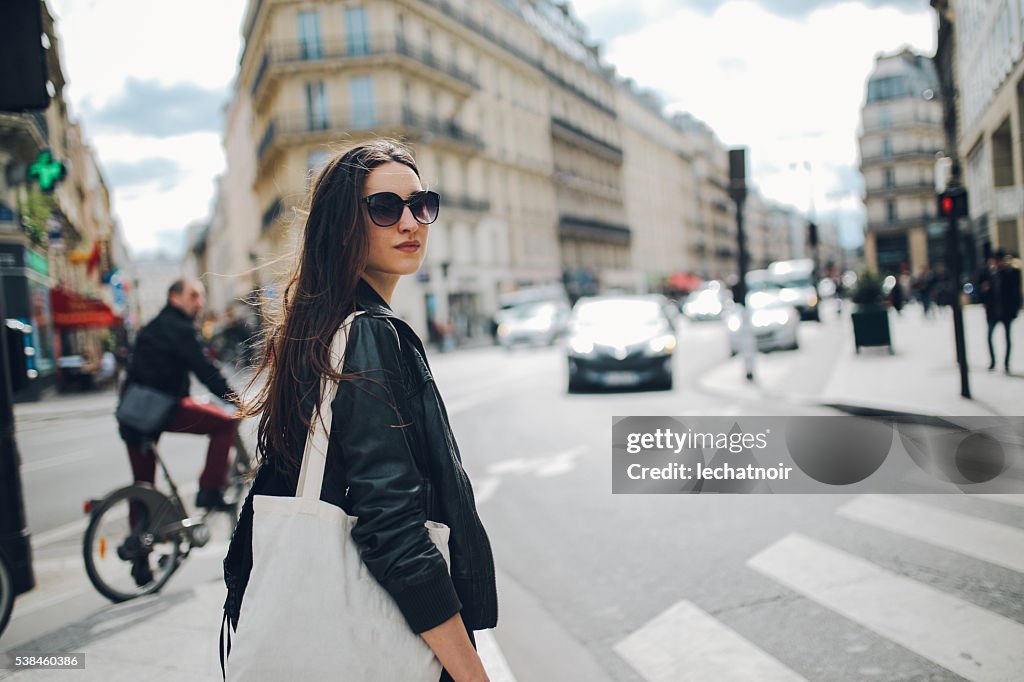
left=0, top=0, right=50, bottom=112
left=937, top=187, right=968, bottom=219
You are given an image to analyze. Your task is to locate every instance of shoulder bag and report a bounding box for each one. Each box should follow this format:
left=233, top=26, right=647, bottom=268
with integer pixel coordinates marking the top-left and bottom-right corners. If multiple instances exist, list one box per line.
left=225, top=312, right=451, bottom=681
left=115, top=383, right=178, bottom=434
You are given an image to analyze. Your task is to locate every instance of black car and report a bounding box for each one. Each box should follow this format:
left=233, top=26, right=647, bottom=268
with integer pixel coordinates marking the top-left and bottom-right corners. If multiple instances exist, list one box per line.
left=566, top=295, right=677, bottom=392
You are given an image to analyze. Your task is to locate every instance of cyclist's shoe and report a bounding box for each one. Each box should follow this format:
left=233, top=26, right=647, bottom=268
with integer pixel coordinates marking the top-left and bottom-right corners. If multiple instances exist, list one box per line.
left=131, top=557, right=153, bottom=587
left=196, top=487, right=234, bottom=512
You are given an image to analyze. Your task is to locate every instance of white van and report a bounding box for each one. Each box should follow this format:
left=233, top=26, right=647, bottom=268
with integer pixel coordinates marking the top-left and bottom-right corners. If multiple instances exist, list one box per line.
left=768, top=259, right=820, bottom=321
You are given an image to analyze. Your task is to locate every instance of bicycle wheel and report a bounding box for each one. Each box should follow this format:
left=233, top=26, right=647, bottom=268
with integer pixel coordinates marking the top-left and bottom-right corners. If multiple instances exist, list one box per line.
left=83, top=485, right=184, bottom=603
left=0, top=551, right=13, bottom=637
left=223, top=435, right=255, bottom=515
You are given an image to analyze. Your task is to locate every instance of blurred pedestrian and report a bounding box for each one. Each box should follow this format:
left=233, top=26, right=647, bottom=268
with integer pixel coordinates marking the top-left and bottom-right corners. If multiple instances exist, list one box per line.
left=913, top=266, right=935, bottom=318
left=222, top=139, right=496, bottom=681
left=978, top=248, right=1023, bottom=373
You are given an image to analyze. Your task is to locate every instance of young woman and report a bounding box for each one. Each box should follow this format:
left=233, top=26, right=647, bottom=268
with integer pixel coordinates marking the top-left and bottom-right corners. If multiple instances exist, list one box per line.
left=223, top=139, right=497, bottom=681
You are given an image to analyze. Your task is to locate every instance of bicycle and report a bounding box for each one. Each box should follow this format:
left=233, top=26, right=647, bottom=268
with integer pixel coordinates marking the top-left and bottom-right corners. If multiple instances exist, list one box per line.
left=82, top=431, right=253, bottom=603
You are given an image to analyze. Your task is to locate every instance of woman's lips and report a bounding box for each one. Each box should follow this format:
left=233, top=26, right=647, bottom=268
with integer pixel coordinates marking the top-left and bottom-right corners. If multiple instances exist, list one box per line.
left=396, top=242, right=420, bottom=252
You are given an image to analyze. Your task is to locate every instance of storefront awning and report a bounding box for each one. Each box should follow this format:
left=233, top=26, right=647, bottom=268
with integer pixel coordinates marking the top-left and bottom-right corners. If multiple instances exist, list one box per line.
left=50, top=289, right=122, bottom=329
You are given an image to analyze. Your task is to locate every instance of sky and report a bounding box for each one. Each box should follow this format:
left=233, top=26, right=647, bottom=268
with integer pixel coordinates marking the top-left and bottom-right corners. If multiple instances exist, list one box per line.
left=46, top=0, right=936, bottom=256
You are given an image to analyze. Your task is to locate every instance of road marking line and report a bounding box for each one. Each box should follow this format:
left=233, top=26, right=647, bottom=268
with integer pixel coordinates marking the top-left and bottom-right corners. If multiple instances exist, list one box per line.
left=837, top=495, right=1024, bottom=573
left=613, top=600, right=805, bottom=682
left=21, top=448, right=101, bottom=474
left=747, top=533, right=1024, bottom=681
left=476, top=630, right=517, bottom=682
left=474, top=477, right=500, bottom=504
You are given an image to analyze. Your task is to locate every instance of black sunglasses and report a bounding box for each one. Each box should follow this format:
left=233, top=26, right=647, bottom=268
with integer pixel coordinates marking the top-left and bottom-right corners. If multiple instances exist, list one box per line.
left=363, top=191, right=440, bottom=228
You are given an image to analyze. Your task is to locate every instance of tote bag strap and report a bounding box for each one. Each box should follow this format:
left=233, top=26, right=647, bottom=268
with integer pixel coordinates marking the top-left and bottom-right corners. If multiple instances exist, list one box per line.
left=296, top=311, right=363, bottom=512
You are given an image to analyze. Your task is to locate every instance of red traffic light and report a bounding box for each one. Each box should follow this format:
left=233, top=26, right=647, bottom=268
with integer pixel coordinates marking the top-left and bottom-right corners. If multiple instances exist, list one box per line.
left=940, top=195, right=954, bottom=216
left=937, top=189, right=968, bottom=219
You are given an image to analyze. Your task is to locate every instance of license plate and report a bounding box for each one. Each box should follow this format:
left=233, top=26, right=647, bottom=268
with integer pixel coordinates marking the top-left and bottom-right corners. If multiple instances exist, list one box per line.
left=603, top=371, right=639, bottom=386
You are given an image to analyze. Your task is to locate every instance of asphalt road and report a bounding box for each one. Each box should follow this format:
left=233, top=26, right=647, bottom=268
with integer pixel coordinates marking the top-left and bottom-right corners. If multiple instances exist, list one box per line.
left=5, top=313, right=1024, bottom=681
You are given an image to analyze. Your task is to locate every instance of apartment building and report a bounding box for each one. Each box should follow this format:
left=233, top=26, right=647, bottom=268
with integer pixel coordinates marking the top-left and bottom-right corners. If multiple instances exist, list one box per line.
left=0, top=2, right=133, bottom=399
left=859, top=47, right=946, bottom=274
left=217, top=0, right=790, bottom=339
left=955, top=0, right=1024, bottom=260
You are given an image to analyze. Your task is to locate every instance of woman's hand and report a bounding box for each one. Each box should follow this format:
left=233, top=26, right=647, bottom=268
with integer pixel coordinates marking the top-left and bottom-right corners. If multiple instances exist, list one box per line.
left=420, top=613, right=490, bottom=682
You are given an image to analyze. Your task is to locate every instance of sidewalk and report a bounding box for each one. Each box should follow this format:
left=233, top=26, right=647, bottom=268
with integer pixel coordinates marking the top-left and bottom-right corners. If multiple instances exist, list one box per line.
left=1, top=578, right=514, bottom=681
left=699, top=303, right=1024, bottom=417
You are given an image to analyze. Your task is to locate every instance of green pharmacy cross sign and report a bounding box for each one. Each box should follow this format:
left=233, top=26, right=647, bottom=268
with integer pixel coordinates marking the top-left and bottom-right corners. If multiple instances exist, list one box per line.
left=28, top=150, right=66, bottom=192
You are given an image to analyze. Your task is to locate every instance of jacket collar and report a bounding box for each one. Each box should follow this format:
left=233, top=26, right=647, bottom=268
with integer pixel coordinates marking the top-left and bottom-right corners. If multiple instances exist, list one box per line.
left=355, top=278, right=395, bottom=318
left=161, top=303, right=194, bottom=323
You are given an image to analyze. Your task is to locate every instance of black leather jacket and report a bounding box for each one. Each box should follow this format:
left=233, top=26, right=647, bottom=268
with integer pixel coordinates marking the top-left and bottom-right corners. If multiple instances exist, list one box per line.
left=223, top=279, right=498, bottom=636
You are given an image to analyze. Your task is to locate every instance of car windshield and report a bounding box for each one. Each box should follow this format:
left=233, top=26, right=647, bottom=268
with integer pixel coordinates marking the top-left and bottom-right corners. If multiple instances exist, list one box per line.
left=504, top=301, right=558, bottom=320
left=573, top=299, right=663, bottom=326
left=776, top=275, right=813, bottom=288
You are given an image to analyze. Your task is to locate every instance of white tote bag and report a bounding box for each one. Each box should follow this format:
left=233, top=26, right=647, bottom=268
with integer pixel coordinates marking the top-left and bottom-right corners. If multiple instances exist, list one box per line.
left=227, top=313, right=451, bottom=681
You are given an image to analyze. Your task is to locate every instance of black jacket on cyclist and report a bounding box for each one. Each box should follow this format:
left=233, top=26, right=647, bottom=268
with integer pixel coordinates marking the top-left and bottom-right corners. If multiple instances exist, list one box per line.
left=222, top=279, right=497, bottom=650
left=120, top=304, right=234, bottom=442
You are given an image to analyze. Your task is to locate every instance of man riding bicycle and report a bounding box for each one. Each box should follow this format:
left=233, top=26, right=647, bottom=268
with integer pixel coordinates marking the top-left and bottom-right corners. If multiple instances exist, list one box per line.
left=119, top=279, right=240, bottom=513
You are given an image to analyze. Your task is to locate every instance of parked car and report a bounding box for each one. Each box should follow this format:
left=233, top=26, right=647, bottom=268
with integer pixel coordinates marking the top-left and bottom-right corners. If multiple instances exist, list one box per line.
left=682, top=281, right=733, bottom=321
left=495, top=300, right=570, bottom=348
left=726, top=290, right=800, bottom=354
left=566, top=295, right=676, bottom=392
left=768, top=258, right=820, bottom=321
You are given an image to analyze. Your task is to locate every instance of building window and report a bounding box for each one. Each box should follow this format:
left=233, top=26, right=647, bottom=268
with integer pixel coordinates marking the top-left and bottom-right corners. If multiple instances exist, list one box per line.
left=884, top=167, right=895, bottom=189
left=887, top=199, right=897, bottom=223
left=879, top=106, right=891, bottom=129
left=882, top=137, right=893, bottom=157
left=345, top=7, right=369, bottom=56
left=350, top=76, right=375, bottom=129
left=307, top=149, right=331, bottom=175
left=305, top=81, right=328, bottom=130
left=298, top=10, right=321, bottom=60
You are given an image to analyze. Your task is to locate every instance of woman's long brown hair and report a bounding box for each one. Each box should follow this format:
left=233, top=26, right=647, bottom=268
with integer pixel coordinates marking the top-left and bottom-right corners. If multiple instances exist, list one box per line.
left=243, top=138, right=421, bottom=477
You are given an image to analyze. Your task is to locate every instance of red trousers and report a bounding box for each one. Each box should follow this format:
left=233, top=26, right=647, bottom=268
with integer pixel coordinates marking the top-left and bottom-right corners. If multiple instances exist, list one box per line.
left=127, top=397, right=237, bottom=490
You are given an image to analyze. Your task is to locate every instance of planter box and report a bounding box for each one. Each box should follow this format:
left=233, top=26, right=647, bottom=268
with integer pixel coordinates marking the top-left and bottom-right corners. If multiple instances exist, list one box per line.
left=851, top=306, right=892, bottom=353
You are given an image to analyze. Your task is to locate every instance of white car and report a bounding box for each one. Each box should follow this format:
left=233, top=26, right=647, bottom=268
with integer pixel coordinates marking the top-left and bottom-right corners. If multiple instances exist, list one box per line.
left=726, top=291, right=800, bottom=354
left=682, top=283, right=733, bottom=321
left=496, top=300, right=570, bottom=348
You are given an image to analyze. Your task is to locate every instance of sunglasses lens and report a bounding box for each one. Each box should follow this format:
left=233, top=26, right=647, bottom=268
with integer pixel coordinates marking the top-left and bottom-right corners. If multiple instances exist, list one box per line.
left=368, top=193, right=403, bottom=226
left=411, top=192, right=439, bottom=224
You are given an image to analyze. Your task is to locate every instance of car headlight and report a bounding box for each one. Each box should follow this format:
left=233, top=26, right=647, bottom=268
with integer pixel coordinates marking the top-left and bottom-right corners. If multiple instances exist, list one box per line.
left=647, top=334, right=677, bottom=355
left=809, top=295, right=818, bottom=307
left=726, top=316, right=742, bottom=332
left=497, top=324, right=509, bottom=337
left=569, top=337, right=594, bottom=355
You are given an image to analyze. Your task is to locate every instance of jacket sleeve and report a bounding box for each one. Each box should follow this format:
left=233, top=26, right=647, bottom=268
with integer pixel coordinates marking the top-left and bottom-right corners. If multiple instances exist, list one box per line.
left=174, top=319, right=235, bottom=402
left=330, top=316, right=461, bottom=633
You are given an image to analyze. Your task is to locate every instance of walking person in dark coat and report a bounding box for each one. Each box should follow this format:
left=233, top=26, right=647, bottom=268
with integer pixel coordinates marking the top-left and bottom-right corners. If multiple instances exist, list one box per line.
left=978, top=249, right=1023, bottom=373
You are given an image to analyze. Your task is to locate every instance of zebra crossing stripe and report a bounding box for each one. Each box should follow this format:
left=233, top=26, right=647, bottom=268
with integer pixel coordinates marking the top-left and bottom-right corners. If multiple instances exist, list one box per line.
left=613, top=600, right=806, bottom=681
left=837, top=495, right=1024, bottom=574
left=476, top=630, right=517, bottom=682
left=971, top=494, right=1024, bottom=509
left=747, top=533, right=1024, bottom=682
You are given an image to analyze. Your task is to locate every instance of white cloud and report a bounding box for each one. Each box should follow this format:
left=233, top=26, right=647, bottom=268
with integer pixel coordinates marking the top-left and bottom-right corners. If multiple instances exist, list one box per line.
left=46, top=0, right=247, bottom=254
left=577, top=0, right=936, bottom=229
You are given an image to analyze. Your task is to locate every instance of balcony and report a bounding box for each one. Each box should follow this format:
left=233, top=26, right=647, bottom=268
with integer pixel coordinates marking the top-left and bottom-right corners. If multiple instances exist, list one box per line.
left=866, top=214, right=938, bottom=234
left=864, top=182, right=937, bottom=197
left=417, top=0, right=617, bottom=118
left=250, top=33, right=480, bottom=109
left=256, top=106, right=485, bottom=177
left=441, top=192, right=491, bottom=214
left=550, top=116, right=623, bottom=164
left=860, top=149, right=943, bottom=166
left=558, top=214, right=631, bottom=246
left=0, top=111, right=49, bottom=161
